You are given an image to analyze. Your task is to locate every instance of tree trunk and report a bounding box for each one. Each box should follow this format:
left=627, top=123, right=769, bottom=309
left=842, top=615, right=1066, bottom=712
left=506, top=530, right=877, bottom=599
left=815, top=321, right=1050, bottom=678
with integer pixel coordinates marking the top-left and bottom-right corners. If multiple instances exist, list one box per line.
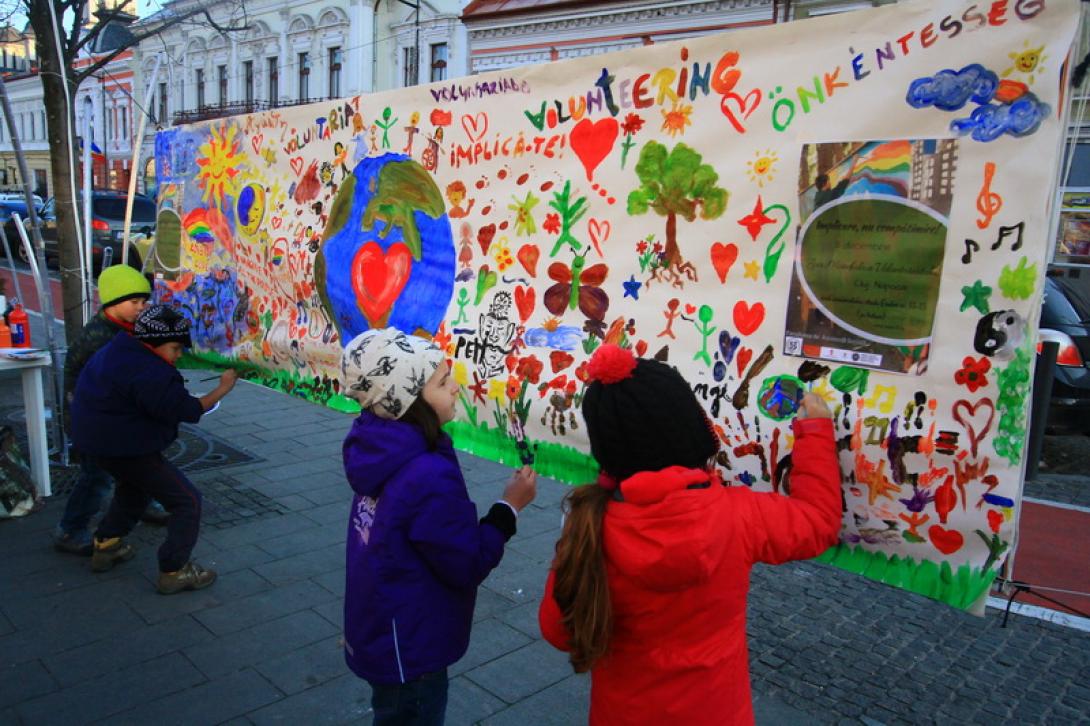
left=30, top=0, right=85, bottom=345
left=664, top=211, right=680, bottom=267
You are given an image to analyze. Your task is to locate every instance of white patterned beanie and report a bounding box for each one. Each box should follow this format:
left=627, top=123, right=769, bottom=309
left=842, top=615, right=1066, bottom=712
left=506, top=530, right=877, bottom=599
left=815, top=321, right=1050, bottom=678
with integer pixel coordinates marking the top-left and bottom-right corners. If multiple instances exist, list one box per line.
left=340, top=328, right=444, bottom=419
left=133, top=305, right=192, bottom=348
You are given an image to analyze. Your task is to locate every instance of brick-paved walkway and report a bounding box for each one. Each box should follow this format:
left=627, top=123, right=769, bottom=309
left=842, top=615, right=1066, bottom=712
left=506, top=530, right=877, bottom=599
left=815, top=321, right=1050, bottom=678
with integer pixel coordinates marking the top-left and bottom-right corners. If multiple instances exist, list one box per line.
left=0, top=315, right=1088, bottom=724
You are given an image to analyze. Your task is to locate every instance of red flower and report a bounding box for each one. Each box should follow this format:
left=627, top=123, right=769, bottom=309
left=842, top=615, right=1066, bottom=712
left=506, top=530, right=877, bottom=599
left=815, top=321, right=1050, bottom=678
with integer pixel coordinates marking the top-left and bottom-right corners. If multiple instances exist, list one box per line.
left=636, top=240, right=648, bottom=254
left=621, top=113, right=645, bottom=136
left=506, top=375, right=522, bottom=402
left=954, top=356, right=991, bottom=392
left=468, top=373, right=488, bottom=403
left=433, top=323, right=451, bottom=354
left=574, top=361, right=589, bottom=383
left=543, top=213, right=561, bottom=235
left=516, top=355, right=544, bottom=384
left=550, top=350, right=575, bottom=373
left=506, top=353, right=519, bottom=373
left=652, top=242, right=663, bottom=254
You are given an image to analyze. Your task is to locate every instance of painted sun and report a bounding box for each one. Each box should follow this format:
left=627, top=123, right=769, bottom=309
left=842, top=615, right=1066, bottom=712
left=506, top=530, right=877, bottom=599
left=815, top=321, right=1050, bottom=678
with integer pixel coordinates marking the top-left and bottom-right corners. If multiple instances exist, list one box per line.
left=661, top=102, right=693, bottom=137
left=1003, top=41, right=1047, bottom=85
left=746, top=150, right=779, bottom=188
left=195, top=123, right=243, bottom=208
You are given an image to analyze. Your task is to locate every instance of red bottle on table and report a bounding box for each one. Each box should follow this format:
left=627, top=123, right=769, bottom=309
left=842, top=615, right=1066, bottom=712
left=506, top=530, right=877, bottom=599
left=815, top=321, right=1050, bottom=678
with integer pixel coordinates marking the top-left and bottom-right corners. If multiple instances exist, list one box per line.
left=8, top=303, right=29, bottom=348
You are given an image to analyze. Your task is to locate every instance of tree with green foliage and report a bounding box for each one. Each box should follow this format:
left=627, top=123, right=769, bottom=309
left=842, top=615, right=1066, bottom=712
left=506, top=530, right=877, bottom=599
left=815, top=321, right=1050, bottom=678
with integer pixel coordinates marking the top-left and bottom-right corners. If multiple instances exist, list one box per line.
left=627, top=141, right=728, bottom=286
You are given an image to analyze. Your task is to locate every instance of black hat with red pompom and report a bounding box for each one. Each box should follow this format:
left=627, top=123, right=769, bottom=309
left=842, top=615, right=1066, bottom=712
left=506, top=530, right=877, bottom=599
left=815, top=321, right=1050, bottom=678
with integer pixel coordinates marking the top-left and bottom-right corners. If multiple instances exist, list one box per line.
left=581, top=344, right=719, bottom=482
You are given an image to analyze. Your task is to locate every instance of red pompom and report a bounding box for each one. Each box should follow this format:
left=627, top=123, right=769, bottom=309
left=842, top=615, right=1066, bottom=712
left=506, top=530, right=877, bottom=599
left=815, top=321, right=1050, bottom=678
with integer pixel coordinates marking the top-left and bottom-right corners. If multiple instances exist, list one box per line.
left=586, top=344, right=637, bottom=384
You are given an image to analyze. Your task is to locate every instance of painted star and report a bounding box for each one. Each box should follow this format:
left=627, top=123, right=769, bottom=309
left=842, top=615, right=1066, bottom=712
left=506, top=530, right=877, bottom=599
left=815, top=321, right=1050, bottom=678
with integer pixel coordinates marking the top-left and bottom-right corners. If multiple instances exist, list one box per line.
left=744, top=260, right=760, bottom=280
left=623, top=274, right=642, bottom=300
left=960, top=280, right=992, bottom=314
left=737, top=195, right=776, bottom=241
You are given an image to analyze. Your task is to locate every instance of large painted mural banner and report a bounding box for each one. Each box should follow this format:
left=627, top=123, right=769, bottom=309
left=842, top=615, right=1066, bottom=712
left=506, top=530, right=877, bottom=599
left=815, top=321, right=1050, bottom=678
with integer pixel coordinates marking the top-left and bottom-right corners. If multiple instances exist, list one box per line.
left=154, top=0, right=1079, bottom=611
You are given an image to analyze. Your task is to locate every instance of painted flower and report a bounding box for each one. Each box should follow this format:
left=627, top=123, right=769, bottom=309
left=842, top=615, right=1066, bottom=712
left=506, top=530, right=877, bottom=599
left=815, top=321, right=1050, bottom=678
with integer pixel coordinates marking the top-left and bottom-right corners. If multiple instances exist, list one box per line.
left=453, top=361, right=468, bottom=387
left=621, top=113, right=645, bottom=136
left=516, top=355, right=544, bottom=384
left=487, top=378, right=507, bottom=405
left=491, top=237, right=515, bottom=271
left=574, top=361, right=589, bottom=383
left=636, top=240, right=648, bottom=254
left=506, top=375, right=522, bottom=402
left=954, top=356, right=991, bottom=392
left=543, top=212, right=561, bottom=235
left=468, top=373, right=488, bottom=403
left=433, top=323, right=452, bottom=355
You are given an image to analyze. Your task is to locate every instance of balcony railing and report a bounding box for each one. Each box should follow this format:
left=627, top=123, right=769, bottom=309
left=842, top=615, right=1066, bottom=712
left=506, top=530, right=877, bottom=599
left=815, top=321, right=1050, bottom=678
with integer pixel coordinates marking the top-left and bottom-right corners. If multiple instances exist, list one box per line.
left=171, top=97, right=340, bottom=125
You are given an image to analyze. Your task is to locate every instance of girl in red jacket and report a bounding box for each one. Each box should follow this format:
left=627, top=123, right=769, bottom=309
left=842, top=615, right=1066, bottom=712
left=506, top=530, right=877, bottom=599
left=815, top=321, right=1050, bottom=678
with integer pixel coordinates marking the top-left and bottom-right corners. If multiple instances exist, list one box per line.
left=538, top=344, right=842, bottom=726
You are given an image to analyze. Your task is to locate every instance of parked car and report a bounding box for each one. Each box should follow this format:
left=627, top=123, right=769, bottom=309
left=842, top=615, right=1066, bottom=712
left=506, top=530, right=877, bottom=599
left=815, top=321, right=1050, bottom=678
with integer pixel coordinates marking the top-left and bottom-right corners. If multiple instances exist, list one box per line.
left=1, top=190, right=150, bottom=272
left=1039, top=274, right=1090, bottom=433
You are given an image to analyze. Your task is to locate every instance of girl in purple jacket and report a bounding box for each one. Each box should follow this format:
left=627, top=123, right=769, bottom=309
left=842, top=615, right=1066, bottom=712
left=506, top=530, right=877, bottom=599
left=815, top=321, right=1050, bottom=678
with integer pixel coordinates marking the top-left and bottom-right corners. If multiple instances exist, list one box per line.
left=340, top=327, right=536, bottom=725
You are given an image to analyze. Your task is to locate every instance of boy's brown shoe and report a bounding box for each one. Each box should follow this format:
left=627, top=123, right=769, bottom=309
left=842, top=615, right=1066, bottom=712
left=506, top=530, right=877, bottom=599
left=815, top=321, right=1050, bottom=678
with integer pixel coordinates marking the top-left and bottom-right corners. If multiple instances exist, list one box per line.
left=157, top=561, right=217, bottom=595
left=90, top=537, right=135, bottom=572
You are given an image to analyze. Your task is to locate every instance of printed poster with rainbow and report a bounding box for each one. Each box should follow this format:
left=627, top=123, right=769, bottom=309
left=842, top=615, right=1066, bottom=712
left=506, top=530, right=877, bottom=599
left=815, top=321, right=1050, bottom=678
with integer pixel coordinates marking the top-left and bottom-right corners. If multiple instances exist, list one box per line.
left=153, top=0, right=1080, bottom=611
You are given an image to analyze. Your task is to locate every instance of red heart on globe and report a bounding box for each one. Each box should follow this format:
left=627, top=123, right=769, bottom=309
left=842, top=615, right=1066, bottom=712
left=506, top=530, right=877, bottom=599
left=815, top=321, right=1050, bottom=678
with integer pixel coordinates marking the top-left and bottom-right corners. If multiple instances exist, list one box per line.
left=351, top=242, right=412, bottom=326
left=733, top=301, right=765, bottom=336
left=987, top=510, right=1003, bottom=533
left=513, top=286, right=535, bottom=323
left=710, top=242, right=738, bottom=284
left=569, top=117, right=619, bottom=181
left=517, top=244, right=539, bottom=277
left=550, top=351, right=574, bottom=373
left=736, top=346, right=753, bottom=376
left=928, top=525, right=964, bottom=555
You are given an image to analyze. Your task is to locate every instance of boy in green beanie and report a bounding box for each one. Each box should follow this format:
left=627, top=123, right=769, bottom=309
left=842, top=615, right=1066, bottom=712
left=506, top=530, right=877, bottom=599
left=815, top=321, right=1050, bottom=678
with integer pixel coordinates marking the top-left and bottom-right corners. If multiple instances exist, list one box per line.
left=53, top=265, right=168, bottom=555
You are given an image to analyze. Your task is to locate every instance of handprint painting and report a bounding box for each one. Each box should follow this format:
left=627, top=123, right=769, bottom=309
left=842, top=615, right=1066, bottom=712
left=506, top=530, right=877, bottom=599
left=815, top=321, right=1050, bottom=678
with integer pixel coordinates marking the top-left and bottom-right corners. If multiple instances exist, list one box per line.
left=154, top=0, right=1080, bottom=610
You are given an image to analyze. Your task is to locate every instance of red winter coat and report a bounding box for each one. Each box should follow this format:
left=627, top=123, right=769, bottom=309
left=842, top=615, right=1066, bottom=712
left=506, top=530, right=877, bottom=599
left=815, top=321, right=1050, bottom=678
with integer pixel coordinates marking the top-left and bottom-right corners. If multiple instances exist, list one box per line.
left=539, top=417, right=841, bottom=726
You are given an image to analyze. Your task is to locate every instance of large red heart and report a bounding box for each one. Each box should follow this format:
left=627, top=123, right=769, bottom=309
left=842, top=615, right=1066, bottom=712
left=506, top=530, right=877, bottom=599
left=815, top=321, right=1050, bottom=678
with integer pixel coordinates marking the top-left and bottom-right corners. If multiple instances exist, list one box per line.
left=710, top=242, right=738, bottom=284
left=550, top=350, right=574, bottom=373
left=720, top=88, right=763, bottom=133
left=351, top=242, right=412, bottom=326
left=569, top=117, right=619, bottom=181
left=733, top=301, right=765, bottom=336
left=952, top=398, right=995, bottom=459
left=736, top=346, right=753, bottom=377
left=461, top=113, right=488, bottom=142
left=514, top=286, right=535, bottom=323
left=517, top=244, right=539, bottom=277
left=928, top=525, right=964, bottom=555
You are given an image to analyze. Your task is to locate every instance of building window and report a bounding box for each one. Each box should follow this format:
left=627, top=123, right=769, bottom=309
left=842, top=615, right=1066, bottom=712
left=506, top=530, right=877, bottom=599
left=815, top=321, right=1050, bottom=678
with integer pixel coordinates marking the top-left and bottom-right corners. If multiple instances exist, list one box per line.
left=196, top=68, right=205, bottom=108
left=243, top=60, right=254, bottom=104
left=218, top=65, right=228, bottom=105
left=403, top=47, right=418, bottom=87
left=121, top=106, right=127, bottom=140
left=158, top=82, right=167, bottom=123
left=268, top=57, right=278, bottom=105
left=298, top=52, right=310, bottom=101
left=430, top=43, right=447, bottom=83
left=328, top=47, right=342, bottom=99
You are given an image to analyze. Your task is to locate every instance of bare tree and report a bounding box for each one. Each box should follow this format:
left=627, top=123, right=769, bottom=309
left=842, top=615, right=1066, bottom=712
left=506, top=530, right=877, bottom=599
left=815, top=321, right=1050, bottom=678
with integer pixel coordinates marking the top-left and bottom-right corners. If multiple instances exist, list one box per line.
left=22, top=0, right=247, bottom=342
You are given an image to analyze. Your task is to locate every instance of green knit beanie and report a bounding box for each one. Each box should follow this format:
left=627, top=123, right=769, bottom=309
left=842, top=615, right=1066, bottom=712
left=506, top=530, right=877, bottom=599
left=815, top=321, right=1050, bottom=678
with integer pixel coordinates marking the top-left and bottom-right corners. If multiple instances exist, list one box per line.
left=98, top=265, right=151, bottom=308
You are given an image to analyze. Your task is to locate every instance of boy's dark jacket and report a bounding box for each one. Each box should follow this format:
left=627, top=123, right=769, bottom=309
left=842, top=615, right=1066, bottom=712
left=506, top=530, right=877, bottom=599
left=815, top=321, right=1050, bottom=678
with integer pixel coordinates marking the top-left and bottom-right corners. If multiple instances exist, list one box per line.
left=63, top=311, right=126, bottom=397
left=70, top=332, right=203, bottom=457
left=342, top=411, right=512, bottom=685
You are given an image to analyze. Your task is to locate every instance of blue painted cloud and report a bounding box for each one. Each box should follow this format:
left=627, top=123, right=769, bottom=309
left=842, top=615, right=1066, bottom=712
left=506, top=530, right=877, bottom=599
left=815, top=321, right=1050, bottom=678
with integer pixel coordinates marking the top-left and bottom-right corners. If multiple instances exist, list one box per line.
left=906, top=64, right=998, bottom=111
left=524, top=325, right=583, bottom=351
left=949, top=93, right=1051, bottom=142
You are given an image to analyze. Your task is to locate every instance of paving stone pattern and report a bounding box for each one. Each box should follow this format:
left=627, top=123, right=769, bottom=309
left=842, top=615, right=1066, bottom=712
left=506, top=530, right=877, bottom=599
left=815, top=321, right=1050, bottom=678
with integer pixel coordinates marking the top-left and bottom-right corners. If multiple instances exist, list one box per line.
left=1, top=351, right=1088, bottom=724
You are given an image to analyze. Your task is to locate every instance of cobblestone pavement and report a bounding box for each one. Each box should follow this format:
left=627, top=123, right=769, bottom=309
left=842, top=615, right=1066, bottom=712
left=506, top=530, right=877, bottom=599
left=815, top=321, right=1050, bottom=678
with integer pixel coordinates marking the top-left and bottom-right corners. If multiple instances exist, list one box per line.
left=0, top=316, right=1087, bottom=724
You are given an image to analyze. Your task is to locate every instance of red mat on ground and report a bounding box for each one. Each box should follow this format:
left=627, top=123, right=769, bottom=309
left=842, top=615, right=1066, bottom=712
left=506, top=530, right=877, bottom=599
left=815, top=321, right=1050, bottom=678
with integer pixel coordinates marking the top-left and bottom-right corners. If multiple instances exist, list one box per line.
left=1008, top=500, right=1090, bottom=617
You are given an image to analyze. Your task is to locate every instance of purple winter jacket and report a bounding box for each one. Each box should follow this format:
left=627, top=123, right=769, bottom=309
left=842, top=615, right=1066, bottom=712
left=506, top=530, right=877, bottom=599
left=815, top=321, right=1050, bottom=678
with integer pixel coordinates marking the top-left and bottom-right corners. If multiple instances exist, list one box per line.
left=342, top=411, right=512, bottom=685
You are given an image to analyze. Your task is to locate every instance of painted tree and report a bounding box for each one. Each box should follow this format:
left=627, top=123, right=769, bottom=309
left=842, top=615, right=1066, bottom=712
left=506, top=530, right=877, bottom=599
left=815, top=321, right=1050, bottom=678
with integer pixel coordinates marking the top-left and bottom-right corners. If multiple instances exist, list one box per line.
left=15, top=0, right=246, bottom=342
left=627, top=141, right=728, bottom=286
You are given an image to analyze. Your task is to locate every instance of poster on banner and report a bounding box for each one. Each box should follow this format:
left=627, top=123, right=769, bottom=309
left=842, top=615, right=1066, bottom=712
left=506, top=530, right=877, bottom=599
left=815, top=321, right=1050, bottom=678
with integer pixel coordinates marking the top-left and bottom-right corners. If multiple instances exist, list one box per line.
left=153, top=0, right=1081, bottom=611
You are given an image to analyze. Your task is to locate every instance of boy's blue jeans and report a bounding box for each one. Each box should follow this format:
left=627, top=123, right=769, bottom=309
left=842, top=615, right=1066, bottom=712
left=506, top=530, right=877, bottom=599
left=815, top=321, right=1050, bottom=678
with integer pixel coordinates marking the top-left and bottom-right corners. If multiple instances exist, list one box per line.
left=369, top=669, right=448, bottom=726
left=58, top=458, right=113, bottom=534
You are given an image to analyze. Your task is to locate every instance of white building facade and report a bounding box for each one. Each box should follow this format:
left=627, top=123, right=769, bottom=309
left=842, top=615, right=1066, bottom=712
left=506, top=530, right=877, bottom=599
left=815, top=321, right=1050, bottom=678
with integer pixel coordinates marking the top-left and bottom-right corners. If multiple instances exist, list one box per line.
left=133, top=0, right=473, bottom=193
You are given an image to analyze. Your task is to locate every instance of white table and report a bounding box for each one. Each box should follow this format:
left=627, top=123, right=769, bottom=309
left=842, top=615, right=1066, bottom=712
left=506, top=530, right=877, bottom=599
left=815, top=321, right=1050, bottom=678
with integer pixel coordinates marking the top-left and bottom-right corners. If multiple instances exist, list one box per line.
left=0, top=353, right=52, bottom=497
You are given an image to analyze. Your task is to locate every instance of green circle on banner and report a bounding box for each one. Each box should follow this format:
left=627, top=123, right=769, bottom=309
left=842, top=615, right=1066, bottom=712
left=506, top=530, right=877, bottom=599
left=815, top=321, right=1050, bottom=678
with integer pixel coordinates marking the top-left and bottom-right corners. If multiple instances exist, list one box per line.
left=155, top=208, right=182, bottom=271
left=796, top=195, right=946, bottom=345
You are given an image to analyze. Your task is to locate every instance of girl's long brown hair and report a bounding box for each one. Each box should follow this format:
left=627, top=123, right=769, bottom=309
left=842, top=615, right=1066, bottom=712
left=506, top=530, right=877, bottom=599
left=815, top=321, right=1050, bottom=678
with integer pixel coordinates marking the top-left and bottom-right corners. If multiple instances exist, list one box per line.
left=552, top=483, right=613, bottom=672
